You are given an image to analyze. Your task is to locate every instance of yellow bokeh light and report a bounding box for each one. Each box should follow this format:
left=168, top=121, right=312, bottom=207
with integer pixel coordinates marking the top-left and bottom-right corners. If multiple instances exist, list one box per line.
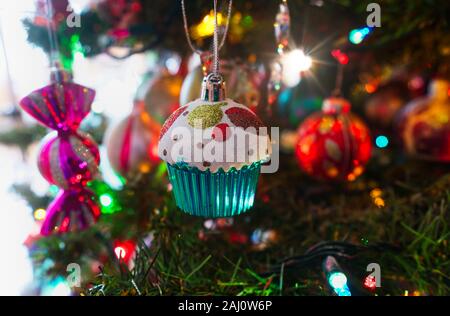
left=327, top=166, right=339, bottom=178
left=139, top=162, right=151, bottom=174
left=365, top=83, right=377, bottom=94
left=353, top=166, right=364, bottom=176
left=34, top=208, right=46, bottom=221
left=191, top=11, right=224, bottom=39
left=319, top=117, right=334, bottom=134
left=300, top=135, right=315, bottom=154
left=374, top=197, right=385, bottom=208
left=370, top=188, right=383, bottom=198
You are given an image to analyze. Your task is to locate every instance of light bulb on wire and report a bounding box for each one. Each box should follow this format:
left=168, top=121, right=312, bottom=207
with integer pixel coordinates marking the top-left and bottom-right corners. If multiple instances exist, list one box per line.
left=323, top=256, right=352, bottom=296
left=349, top=27, right=372, bottom=44
left=328, top=272, right=351, bottom=296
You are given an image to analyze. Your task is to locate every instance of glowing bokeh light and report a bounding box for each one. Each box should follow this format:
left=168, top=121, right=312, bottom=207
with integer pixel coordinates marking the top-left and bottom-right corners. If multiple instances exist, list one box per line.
left=364, top=275, right=377, bottom=290
left=331, top=49, right=349, bottom=65
left=375, top=135, right=389, bottom=148
left=191, top=11, right=224, bottom=39
left=33, top=208, right=46, bottom=221
left=349, top=27, right=372, bottom=44
left=329, top=272, right=347, bottom=289
left=114, top=246, right=126, bottom=259
left=281, top=49, right=312, bottom=87
left=365, top=83, right=377, bottom=94
left=370, top=188, right=382, bottom=198
left=374, top=197, right=385, bottom=208
left=328, top=271, right=351, bottom=296
left=99, top=194, right=113, bottom=207
left=113, top=240, right=136, bottom=263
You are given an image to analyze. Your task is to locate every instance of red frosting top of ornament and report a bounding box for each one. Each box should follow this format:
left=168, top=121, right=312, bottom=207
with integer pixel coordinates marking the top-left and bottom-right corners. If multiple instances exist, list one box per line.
left=322, top=97, right=351, bottom=115
left=158, top=98, right=271, bottom=172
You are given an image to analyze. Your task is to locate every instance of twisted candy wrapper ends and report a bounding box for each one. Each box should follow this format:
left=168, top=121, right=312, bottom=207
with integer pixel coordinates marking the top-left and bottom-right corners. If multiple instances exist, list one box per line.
left=20, top=82, right=96, bottom=131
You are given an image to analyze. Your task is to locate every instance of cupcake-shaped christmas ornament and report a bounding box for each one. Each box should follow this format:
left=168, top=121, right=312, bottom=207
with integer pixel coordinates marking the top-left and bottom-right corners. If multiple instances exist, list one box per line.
left=158, top=73, right=271, bottom=217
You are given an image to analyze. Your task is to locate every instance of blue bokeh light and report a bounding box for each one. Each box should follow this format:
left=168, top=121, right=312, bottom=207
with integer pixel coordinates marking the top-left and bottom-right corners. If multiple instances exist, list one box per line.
left=328, top=272, right=352, bottom=296
left=375, top=135, right=389, bottom=148
left=349, top=27, right=372, bottom=44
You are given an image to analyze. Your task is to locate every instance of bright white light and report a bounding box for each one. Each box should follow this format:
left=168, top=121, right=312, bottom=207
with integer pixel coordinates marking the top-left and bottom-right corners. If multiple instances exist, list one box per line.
left=72, top=51, right=150, bottom=120
left=283, top=49, right=313, bottom=71
left=115, top=246, right=126, bottom=259
left=99, top=194, right=112, bottom=207
left=329, top=272, right=348, bottom=289
left=281, top=49, right=312, bottom=87
left=165, top=55, right=181, bottom=75
left=69, top=0, right=92, bottom=14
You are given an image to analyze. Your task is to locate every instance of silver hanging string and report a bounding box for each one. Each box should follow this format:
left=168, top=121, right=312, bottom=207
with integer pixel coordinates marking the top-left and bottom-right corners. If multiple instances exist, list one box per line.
left=212, top=0, right=219, bottom=74
left=45, top=0, right=71, bottom=83
left=45, top=0, right=60, bottom=68
left=180, top=0, right=232, bottom=56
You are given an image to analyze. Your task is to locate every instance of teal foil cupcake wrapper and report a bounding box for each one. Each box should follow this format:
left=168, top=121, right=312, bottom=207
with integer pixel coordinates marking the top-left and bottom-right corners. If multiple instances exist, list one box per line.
left=167, top=162, right=261, bottom=217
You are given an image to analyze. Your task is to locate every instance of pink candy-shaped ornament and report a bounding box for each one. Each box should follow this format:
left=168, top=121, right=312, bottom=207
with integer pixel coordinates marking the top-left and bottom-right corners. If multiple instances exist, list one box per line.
left=38, top=131, right=100, bottom=189
left=20, top=71, right=101, bottom=236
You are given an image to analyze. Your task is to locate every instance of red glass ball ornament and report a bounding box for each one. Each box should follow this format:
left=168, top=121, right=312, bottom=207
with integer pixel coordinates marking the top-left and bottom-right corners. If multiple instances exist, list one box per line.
left=295, top=97, right=372, bottom=181
left=398, top=79, right=450, bottom=162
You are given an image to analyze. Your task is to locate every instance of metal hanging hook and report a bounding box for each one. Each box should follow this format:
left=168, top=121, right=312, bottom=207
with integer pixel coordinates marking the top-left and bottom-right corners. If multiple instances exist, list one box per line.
left=200, top=0, right=229, bottom=102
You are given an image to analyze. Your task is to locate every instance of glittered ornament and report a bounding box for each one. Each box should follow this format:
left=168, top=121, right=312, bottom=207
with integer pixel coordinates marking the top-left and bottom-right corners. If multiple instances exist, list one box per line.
left=161, top=1, right=270, bottom=217
left=398, top=79, right=450, bottom=162
left=38, top=131, right=99, bottom=189
left=19, top=81, right=96, bottom=131
left=40, top=187, right=100, bottom=235
left=138, top=70, right=182, bottom=124
left=20, top=69, right=101, bottom=235
left=295, top=97, right=372, bottom=181
left=104, top=102, right=161, bottom=177
left=159, top=73, right=271, bottom=217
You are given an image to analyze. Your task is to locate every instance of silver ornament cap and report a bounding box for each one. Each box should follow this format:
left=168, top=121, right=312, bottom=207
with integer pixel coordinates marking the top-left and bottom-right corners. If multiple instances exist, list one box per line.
left=201, top=73, right=226, bottom=102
